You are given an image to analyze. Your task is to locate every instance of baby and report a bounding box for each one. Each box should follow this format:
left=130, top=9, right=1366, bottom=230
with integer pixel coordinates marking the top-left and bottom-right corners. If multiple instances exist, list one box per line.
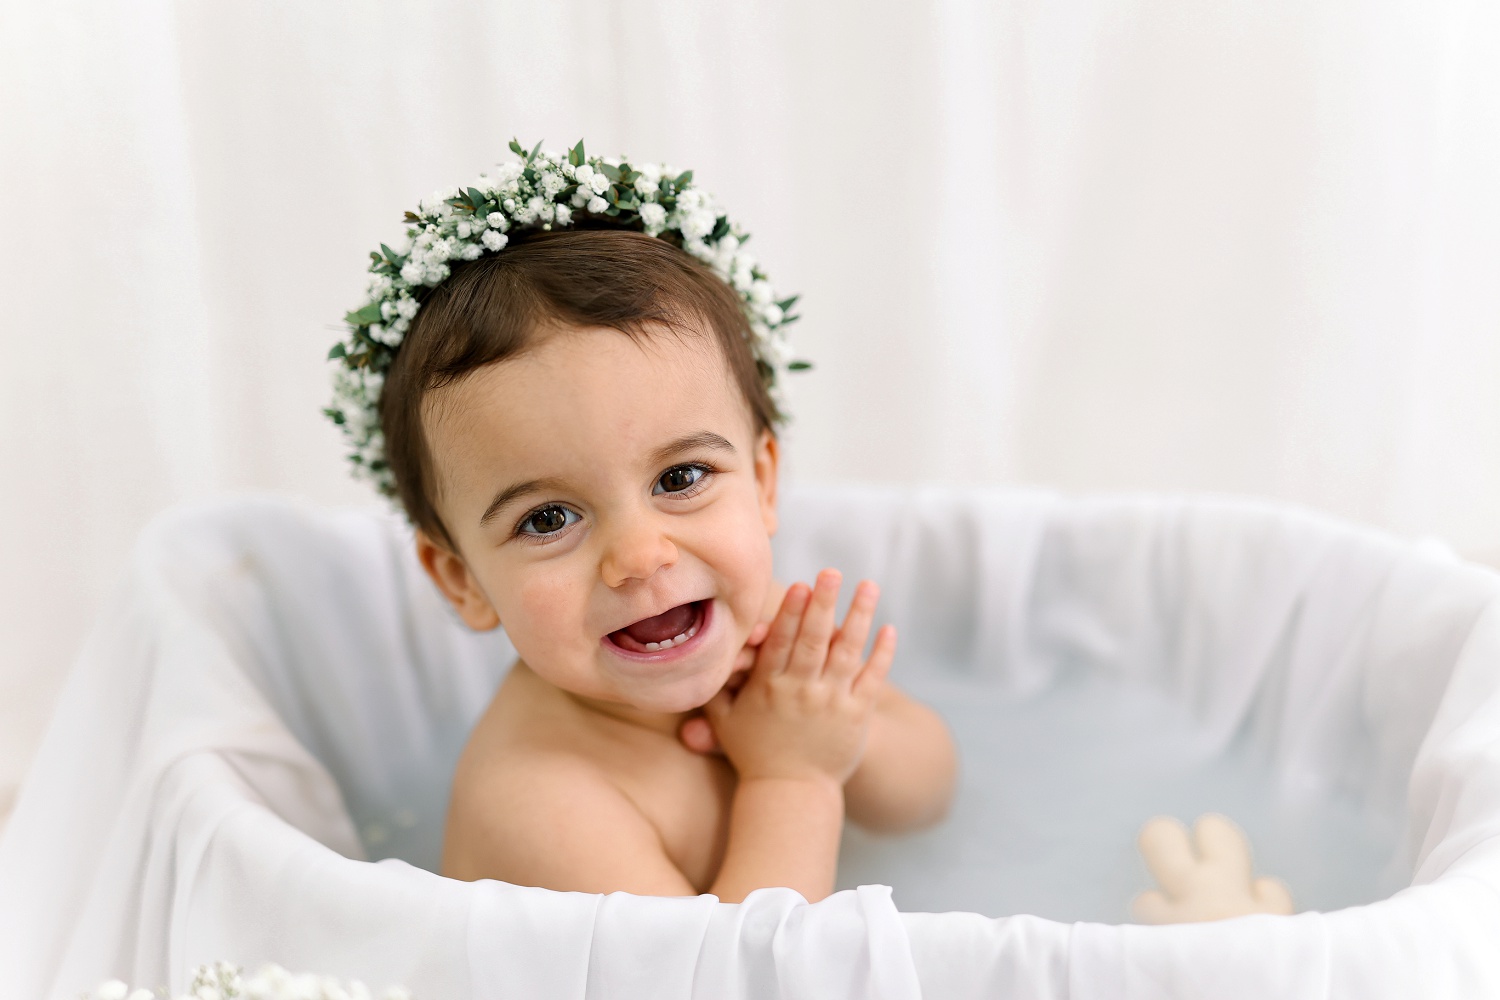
left=376, top=227, right=957, bottom=901
left=330, top=149, right=1292, bottom=916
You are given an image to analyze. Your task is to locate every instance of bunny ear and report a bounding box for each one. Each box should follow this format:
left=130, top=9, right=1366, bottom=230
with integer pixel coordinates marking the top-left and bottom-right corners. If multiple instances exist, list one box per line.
left=1137, top=815, right=1198, bottom=897
left=1192, top=813, right=1254, bottom=883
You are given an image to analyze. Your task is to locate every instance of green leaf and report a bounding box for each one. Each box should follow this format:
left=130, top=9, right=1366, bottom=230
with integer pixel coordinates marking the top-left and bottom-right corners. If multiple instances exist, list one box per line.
left=369, top=251, right=384, bottom=265
left=776, top=295, right=800, bottom=312
left=569, top=139, right=585, bottom=166
left=674, top=169, right=693, bottom=187
left=322, top=407, right=346, bottom=424
left=402, top=210, right=422, bottom=223
left=344, top=302, right=383, bottom=326
left=466, top=187, right=488, bottom=212
left=711, top=216, right=730, bottom=241
left=528, top=139, right=544, bottom=162
left=509, top=138, right=526, bottom=156
left=599, top=162, right=621, bottom=183
left=327, top=342, right=347, bottom=360
left=787, top=360, right=813, bottom=371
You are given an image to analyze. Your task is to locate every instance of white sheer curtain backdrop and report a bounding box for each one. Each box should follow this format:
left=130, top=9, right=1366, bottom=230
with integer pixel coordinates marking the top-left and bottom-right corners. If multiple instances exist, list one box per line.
left=3, top=0, right=1498, bottom=824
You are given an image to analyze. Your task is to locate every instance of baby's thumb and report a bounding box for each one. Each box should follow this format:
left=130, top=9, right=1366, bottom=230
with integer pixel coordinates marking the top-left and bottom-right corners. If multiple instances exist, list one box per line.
left=678, top=715, right=721, bottom=755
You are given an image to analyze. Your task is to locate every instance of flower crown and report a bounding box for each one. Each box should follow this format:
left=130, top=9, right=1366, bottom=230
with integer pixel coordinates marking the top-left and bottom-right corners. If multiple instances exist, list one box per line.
left=325, top=139, right=805, bottom=499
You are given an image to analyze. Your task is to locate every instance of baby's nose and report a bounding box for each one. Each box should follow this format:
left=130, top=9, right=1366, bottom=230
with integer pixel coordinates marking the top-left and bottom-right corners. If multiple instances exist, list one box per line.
left=600, top=517, right=679, bottom=587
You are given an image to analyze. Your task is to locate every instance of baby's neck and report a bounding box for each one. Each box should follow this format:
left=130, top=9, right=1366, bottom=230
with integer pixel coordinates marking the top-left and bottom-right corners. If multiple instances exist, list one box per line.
left=513, top=660, right=693, bottom=741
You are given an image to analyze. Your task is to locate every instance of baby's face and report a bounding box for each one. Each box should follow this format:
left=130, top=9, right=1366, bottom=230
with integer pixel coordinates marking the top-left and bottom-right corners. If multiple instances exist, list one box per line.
left=419, top=323, right=779, bottom=714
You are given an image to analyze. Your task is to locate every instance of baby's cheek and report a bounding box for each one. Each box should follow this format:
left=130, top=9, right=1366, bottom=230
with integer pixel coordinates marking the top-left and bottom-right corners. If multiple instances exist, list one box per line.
left=710, top=507, right=776, bottom=630
left=512, top=572, right=589, bottom=659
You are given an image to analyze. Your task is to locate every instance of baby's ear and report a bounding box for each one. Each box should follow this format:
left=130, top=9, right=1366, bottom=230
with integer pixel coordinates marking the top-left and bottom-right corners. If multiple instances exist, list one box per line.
left=414, top=529, right=501, bottom=631
left=753, top=429, right=780, bottom=536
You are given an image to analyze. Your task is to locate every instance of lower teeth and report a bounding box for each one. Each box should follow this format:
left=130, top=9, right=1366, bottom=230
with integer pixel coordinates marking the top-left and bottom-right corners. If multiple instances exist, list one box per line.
left=639, top=618, right=698, bottom=652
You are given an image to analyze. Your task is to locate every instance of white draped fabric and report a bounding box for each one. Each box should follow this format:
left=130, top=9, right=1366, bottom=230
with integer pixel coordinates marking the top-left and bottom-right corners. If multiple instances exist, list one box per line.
left=3, top=486, right=1500, bottom=997
left=2, top=0, right=1498, bottom=849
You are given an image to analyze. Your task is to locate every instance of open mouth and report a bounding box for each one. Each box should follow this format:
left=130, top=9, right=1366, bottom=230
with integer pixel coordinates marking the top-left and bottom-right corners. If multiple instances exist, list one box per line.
left=605, top=600, right=709, bottom=655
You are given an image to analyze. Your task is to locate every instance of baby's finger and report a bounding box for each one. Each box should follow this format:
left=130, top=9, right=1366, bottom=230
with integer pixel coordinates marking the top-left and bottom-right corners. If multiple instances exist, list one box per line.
left=678, top=715, right=721, bottom=755
left=786, top=568, right=841, bottom=677
left=756, top=583, right=810, bottom=675
left=826, top=580, right=879, bottom=683
left=1137, top=816, right=1197, bottom=898
left=853, top=624, right=897, bottom=698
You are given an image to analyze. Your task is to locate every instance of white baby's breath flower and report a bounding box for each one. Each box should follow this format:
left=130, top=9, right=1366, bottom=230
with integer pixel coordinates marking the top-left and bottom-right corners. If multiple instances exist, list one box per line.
left=639, top=202, right=667, bottom=233
left=126, top=990, right=152, bottom=1000
left=332, top=142, right=801, bottom=502
left=678, top=208, right=717, bottom=240
left=96, top=981, right=129, bottom=1000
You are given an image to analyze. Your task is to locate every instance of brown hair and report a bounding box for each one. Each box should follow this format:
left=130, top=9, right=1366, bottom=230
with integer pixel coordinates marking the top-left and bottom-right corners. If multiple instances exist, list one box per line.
left=379, top=228, right=780, bottom=551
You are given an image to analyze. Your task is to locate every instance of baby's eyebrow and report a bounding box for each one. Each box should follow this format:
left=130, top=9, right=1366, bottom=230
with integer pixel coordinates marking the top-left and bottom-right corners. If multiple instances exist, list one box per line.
left=648, top=431, right=736, bottom=467
left=479, top=476, right=570, bottom=528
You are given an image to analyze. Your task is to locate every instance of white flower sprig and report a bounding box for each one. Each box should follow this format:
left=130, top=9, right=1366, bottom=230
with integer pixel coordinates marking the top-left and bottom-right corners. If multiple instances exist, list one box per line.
left=325, top=139, right=807, bottom=499
left=88, top=961, right=413, bottom=1000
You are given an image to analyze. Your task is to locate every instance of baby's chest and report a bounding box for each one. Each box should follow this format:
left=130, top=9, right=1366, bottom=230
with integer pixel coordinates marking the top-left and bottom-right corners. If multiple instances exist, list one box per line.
left=610, top=751, right=736, bottom=892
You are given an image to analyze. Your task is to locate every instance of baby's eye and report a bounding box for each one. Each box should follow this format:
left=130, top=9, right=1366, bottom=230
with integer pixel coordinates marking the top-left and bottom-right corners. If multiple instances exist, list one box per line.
left=517, top=504, right=580, bottom=537
left=653, top=464, right=708, bottom=495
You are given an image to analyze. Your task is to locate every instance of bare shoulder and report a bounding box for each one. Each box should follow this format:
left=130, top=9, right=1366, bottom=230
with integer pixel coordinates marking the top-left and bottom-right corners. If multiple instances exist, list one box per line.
left=442, top=744, right=697, bottom=896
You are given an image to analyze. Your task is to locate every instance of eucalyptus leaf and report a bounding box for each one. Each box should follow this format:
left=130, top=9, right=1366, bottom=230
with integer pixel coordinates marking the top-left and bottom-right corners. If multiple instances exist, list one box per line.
left=787, top=360, right=812, bottom=370
left=327, top=343, right=346, bottom=360
left=509, top=138, right=525, bottom=156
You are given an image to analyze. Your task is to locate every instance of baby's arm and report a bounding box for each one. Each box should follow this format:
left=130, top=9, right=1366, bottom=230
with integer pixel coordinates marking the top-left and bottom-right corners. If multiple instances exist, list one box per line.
left=842, top=680, right=956, bottom=832
left=704, top=569, right=895, bottom=901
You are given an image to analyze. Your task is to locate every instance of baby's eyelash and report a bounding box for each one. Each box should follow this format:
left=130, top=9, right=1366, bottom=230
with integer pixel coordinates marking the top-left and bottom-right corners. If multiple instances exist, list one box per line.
left=655, top=462, right=717, bottom=499
left=512, top=503, right=581, bottom=542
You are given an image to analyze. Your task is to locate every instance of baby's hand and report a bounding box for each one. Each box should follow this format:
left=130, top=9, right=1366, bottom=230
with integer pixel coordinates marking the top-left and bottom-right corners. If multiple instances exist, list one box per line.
left=1131, top=814, right=1294, bottom=923
left=703, top=569, right=896, bottom=787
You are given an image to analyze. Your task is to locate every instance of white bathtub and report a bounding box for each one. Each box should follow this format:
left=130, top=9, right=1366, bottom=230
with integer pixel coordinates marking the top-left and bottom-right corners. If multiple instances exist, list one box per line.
left=2, top=486, right=1498, bottom=998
